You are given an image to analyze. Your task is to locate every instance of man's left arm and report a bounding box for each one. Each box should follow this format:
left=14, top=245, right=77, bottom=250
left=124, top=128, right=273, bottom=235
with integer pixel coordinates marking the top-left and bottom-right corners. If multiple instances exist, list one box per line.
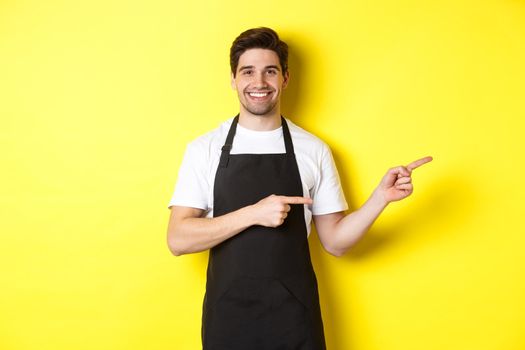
left=313, top=156, right=433, bottom=257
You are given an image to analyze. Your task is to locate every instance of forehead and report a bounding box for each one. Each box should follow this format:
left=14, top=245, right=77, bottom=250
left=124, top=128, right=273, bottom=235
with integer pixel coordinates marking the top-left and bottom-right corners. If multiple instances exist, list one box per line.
left=237, top=48, right=280, bottom=70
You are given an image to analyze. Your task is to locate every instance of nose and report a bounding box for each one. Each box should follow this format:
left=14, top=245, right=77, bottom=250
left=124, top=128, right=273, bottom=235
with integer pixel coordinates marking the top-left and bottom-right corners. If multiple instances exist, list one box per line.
left=253, top=71, right=267, bottom=88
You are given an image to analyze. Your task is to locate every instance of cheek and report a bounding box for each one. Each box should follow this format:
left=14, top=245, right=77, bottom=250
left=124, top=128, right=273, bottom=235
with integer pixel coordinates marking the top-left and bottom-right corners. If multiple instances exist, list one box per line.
left=236, top=81, right=247, bottom=91
left=232, top=82, right=242, bottom=92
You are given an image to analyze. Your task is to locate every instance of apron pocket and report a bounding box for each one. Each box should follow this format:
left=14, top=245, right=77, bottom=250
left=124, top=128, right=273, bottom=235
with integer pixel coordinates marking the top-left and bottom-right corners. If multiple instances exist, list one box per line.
left=205, top=278, right=311, bottom=346
left=278, top=275, right=316, bottom=312
left=207, top=278, right=267, bottom=343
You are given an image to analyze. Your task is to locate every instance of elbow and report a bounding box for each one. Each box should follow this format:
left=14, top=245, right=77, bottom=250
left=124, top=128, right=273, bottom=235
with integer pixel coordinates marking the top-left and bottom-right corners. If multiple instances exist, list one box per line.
left=327, top=247, right=347, bottom=257
left=167, top=240, right=186, bottom=256
left=169, top=246, right=185, bottom=257
left=167, top=240, right=184, bottom=256
left=323, top=242, right=348, bottom=257
left=166, top=229, right=188, bottom=256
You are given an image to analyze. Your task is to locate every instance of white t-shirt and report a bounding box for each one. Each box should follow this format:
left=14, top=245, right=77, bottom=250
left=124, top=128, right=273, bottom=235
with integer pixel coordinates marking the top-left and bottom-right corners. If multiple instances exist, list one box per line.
left=168, top=117, right=348, bottom=236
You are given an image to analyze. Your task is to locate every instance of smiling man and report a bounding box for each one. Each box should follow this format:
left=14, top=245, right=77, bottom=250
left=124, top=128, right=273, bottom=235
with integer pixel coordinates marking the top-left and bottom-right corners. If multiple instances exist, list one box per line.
left=167, top=27, right=432, bottom=349
left=234, top=48, right=286, bottom=119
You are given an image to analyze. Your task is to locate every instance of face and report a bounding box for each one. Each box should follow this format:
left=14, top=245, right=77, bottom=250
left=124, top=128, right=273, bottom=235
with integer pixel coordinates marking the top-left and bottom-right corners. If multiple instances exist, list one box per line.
left=231, top=48, right=289, bottom=117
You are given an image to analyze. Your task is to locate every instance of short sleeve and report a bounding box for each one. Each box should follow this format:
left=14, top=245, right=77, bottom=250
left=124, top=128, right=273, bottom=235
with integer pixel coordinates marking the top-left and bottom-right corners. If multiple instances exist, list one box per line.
left=168, top=141, right=209, bottom=211
left=311, top=144, right=348, bottom=215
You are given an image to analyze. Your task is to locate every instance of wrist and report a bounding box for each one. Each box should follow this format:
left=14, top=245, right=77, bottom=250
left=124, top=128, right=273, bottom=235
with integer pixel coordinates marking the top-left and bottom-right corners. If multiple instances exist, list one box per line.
left=371, top=188, right=389, bottom=209
left=241, top=204, right=259, bottom=227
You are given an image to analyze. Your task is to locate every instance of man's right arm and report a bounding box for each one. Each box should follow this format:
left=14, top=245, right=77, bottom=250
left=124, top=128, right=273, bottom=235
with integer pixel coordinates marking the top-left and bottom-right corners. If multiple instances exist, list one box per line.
left=166, top=195, right=312, bottom=256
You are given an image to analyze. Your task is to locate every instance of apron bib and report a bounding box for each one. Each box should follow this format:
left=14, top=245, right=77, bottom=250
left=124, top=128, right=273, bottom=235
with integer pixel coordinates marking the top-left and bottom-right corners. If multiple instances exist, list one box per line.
left=202, top=115, right=326, bottom=349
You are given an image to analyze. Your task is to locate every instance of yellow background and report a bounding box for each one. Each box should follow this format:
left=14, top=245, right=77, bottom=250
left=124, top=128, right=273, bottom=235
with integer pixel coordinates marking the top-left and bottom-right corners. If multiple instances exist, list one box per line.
left=1, top=0, right=524, bottom=349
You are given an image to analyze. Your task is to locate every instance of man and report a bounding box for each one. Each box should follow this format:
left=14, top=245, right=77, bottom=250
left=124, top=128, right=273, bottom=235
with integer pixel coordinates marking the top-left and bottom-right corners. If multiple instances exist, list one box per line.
left=167, top=27, right=432, bottom=349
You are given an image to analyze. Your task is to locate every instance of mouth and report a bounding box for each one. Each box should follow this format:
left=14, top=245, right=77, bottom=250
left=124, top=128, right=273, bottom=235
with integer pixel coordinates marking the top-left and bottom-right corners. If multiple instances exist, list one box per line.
left=246, top=91, right=273, bottom=101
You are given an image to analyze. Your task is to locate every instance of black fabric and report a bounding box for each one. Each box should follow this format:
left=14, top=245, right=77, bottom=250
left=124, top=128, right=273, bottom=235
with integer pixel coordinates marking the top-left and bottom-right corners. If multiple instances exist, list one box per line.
left=202, top=115, right=326, bottom=349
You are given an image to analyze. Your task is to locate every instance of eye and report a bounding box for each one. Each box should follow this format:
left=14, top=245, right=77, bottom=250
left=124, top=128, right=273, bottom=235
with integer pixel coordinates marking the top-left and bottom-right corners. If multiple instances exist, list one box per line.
left=242, top=70, right=253, bottom=75
left=266, top=69, right=277, bottom=75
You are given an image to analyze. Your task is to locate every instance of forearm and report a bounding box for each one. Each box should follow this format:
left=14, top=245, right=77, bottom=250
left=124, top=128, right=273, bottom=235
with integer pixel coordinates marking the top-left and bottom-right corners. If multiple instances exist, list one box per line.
left=329, top=190, right=388, bottom=256
left=316, top=157, right=432, bottom=257
left=167, top=206, right=255, bottom=256
left=168, top=194, right=312, bottom=256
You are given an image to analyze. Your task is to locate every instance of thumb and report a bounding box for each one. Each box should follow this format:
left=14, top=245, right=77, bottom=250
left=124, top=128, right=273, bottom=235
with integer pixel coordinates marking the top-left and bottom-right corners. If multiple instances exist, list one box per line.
left=382, top=167, right=409, bottom=186
left=382, top=170, right=398, bottom=186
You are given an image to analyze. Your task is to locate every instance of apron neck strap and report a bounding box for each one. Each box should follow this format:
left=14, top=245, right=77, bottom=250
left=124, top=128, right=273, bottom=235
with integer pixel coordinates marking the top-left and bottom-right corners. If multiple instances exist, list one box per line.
left=219, top=115, right=294, bottom=168
left=281, top=116, right=294, bottom=154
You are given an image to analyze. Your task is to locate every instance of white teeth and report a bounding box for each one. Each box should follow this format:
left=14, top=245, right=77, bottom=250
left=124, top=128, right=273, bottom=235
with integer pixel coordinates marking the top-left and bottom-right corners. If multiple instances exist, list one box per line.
left=249, top=92, right=269, bottom=97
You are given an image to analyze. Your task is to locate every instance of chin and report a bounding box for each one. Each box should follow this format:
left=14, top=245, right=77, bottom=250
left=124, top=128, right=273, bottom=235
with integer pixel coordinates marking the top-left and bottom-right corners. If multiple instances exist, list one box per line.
left=244, top=104, right=278, bottom=117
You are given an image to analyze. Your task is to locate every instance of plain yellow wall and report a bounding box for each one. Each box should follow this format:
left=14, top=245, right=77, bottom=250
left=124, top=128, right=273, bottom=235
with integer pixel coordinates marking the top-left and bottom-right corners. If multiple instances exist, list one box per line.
left=1, top=0, right=524, bottom=349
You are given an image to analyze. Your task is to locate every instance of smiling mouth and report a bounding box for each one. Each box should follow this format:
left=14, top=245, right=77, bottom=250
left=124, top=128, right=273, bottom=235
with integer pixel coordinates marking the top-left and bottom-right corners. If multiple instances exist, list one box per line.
left=247, top=91, right=272, bottom=100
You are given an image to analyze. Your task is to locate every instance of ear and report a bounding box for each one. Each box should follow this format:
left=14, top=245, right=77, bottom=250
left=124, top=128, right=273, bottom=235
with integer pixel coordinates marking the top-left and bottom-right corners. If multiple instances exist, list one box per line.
left=282, top=70, right=290, bottom=89
left=230, top=72, right=236, bottom=90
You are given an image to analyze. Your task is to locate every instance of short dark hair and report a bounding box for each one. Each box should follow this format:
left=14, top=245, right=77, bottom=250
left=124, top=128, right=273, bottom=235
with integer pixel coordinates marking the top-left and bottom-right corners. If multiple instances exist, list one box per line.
left=230, top=27, right=288, bottom=77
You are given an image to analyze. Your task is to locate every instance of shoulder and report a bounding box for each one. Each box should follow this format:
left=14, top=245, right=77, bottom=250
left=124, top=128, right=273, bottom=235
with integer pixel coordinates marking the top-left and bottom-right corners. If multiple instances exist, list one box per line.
left=185, top=117, right=234, bottom=155
left=285, top=118, right=331, bottom=156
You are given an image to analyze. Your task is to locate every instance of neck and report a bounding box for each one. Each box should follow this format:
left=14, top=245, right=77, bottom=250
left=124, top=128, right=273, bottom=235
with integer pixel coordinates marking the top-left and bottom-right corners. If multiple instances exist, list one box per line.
left=238, top=109, right=282, bottom=131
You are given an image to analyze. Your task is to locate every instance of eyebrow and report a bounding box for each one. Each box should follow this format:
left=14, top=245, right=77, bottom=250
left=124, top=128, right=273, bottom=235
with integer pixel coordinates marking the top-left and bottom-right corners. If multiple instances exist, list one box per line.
left=238, top=65, right=281, bottom=72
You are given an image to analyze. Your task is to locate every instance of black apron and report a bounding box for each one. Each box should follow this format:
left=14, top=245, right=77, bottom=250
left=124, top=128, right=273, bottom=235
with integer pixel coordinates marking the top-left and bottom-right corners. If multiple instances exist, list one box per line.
left=202, top=115, right=326, bottom=349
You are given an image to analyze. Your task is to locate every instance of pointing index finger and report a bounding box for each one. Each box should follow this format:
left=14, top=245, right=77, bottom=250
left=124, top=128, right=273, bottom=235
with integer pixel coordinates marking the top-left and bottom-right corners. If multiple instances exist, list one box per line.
left=407, top=156, right=433, bottom=171
left=281, top=196, right=313, bottom=205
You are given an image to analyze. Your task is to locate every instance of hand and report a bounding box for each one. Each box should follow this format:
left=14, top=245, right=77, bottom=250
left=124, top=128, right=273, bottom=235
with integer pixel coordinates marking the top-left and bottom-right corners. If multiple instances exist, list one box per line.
left=250, top=194, right=313, bottom=227
left=376, top=156, right=433, bottom=204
